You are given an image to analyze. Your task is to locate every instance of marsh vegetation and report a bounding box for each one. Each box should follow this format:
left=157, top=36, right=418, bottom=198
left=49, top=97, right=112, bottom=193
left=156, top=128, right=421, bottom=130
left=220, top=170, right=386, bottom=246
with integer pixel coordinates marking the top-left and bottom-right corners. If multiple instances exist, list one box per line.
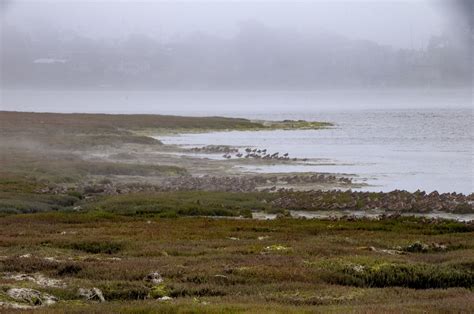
left=0, top=111, right=472, bottom=312
left=0, top=212, right=472, bottom=312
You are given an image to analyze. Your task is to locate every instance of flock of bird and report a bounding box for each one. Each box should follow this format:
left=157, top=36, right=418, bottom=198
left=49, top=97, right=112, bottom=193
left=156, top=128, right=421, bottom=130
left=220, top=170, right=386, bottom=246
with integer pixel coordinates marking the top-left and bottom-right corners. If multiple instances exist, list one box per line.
left=222, top=147, right=307, bottom=161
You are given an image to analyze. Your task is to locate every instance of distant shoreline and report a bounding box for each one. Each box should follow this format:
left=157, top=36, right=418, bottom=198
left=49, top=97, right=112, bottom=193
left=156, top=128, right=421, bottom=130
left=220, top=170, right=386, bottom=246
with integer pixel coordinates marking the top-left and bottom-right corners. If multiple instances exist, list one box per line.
left=1, top=89, right=471, bottom=115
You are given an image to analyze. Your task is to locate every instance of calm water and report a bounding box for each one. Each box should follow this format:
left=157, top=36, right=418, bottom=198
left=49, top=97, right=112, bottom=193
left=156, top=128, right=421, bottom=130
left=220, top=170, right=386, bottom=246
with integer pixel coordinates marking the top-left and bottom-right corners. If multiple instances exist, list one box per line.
left=2, top=89, right=472, bottom=193
left=160, top=109, right=473, bottom=194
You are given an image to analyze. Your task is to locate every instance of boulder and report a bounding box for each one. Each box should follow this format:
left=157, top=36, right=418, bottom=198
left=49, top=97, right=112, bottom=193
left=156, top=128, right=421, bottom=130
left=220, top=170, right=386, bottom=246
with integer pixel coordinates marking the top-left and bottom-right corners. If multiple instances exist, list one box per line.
left=78, top=287, right=105, bottom=302
left=3, top=273, right=65, bottom=288
left=6, top=288, right=57, bottom=306
left=144, top=271, right=163, bottom=285
left=158, top=296, right=173, bottom=301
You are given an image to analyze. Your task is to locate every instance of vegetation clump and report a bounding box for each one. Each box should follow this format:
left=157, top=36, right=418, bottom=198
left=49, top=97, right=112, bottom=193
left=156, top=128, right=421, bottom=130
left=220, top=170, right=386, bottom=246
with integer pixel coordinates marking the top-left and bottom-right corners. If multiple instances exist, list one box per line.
left=148, top=284, right=169, bottom=299
left=322, top=260, right=473, bottom=289
left=65, top=241, right=123, bottom=254
left=261, top=120, right=333, bottom=130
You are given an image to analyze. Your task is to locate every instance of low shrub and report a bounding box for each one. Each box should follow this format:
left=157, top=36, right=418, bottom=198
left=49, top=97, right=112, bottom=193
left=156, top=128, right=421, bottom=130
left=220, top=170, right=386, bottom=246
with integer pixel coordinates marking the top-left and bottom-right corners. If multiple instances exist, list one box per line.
left=0, top=256, right=59, bottom=273
left=323, top=261, right=473, bottom=289
left=148, top=284, right=169, bottom=299
left=100, top=281, right=150, bottom=300
left=169, top=284, right=226, bottom=297
left=65, top=241, right=123, bottom=254
left=57, top=263, right=83, bottom=276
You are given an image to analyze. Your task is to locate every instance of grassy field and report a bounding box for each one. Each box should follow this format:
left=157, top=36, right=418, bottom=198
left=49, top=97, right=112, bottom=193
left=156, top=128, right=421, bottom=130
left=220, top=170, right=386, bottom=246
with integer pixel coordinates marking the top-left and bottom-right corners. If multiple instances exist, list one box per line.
left=0, top=211, right=472, bottom=312
left=0, top=111, right=331, bottom=150
left=0, top=174, right=473, bottom=312
left=0, top=111, right=264, bottom=152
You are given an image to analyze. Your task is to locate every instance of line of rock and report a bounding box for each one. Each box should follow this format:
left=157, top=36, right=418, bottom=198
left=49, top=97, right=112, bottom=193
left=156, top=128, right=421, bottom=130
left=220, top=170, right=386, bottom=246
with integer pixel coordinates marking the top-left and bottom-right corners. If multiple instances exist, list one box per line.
left=272, top=190, right=473, bottom=213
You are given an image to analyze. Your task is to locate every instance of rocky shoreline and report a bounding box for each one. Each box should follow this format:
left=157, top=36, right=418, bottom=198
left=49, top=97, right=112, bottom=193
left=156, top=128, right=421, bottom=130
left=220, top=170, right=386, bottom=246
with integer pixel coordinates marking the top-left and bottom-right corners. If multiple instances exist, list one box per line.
left=272, top=190, right=473, bottom=213
left=36, top=177, right=473, bottom=214
left=36, top=173, right=354, bottom=195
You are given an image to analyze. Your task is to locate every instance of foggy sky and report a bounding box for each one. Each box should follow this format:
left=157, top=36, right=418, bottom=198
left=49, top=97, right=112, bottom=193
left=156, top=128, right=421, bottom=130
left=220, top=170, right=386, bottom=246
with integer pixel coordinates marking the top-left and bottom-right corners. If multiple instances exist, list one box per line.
left=0, top=0, right=457, bottom=50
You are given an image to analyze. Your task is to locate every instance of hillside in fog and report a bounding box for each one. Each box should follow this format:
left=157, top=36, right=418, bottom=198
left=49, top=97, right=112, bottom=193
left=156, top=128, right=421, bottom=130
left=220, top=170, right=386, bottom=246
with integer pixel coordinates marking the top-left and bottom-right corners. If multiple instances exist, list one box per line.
left=1, top=1, right=471, bottom=90
left=2, top=22, right=470, bottom=90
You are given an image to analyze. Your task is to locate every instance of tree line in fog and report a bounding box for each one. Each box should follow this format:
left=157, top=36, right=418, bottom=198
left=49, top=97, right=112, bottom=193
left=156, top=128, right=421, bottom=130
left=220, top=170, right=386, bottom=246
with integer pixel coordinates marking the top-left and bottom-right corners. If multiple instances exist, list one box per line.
left=1, top=21, right=470, bottom=89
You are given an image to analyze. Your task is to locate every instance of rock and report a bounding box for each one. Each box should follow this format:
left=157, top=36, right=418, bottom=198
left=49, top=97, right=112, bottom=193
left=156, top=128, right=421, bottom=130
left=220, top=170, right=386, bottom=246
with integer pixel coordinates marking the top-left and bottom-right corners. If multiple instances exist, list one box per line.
left=368, top=246, right=404, bottom=255
left=6, top=288, right=57, bottom=306
left=352, top=265, right=365, bottom=273
left=0, top=301, right=34, bottom=309
left=157, top=296, right=173, bottom=301
left=432, top=243, right=448, bottom=251
left=144, top=271, right=163, bottom=285
left=78, top=287, right=105, bottom=302
left=276, top=210, right=292, bottom=219
left=265, top=244, right=290, bottom=251
left=3, top=273, right=65, bottom=288
left=404, top=241, right=430, bottom=253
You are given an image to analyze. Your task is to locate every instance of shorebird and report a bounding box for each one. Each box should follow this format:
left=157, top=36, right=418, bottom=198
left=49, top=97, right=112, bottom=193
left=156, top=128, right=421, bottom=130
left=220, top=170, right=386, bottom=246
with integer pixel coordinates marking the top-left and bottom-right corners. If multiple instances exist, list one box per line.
left=283, top=153, right=289, bottom=157
left=245, top=148, right=251, bottom=153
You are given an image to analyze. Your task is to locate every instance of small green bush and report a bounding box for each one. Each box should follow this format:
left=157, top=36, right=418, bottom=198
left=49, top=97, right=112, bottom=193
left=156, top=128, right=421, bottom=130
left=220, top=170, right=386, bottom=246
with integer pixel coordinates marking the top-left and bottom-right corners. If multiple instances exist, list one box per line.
left=149, top=284, right=169, bottom=299
left=67, top=191, right=84, bottom=199
left=100, top=281, right=149, bottom=300
left=66, top=241, right=123, bottom=254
